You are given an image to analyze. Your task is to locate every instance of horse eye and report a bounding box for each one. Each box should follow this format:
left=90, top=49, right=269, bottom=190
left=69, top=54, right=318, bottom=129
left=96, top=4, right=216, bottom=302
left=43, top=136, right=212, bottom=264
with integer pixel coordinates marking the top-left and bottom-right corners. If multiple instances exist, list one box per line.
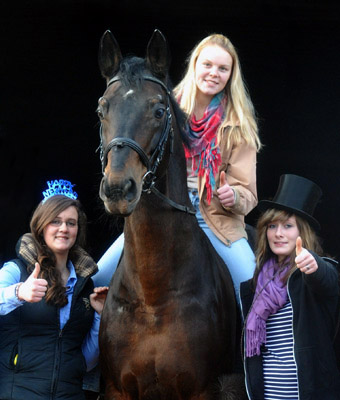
left=154, top=108, right=165, bottom=119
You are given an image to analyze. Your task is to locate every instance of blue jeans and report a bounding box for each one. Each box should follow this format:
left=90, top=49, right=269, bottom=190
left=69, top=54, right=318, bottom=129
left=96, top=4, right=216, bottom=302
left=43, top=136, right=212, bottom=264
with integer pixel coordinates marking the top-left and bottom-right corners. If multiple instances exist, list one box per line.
left=92, top=233, right=124, bottom=287
left=188, top=190, right=255, bottom=303
left=92, top=192, right=255, bottom=303
left=82, top=365, right=101, bottom=392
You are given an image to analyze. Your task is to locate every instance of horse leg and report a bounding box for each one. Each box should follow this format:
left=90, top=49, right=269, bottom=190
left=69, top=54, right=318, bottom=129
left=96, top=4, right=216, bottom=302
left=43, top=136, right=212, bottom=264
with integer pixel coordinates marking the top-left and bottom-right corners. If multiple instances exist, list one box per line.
left=104, top=382, right=128, bottom=400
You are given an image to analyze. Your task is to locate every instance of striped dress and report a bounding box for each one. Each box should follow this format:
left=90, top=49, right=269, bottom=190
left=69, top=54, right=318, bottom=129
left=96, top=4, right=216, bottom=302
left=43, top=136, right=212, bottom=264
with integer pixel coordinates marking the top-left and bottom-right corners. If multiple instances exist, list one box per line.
left=262, top=301, right=299, bottom=399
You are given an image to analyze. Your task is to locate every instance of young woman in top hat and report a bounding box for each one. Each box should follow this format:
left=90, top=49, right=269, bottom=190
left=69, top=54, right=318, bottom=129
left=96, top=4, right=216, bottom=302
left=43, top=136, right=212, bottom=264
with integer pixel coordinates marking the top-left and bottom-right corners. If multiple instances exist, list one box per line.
left=240, top=174, right=340, bottom=400
left=0, top=179, right=108, bottom=400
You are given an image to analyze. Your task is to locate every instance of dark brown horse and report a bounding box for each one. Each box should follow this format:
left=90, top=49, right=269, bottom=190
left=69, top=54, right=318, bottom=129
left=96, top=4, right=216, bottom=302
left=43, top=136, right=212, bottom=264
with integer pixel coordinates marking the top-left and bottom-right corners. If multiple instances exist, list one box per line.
left=96, top=30, right=243, bottom=400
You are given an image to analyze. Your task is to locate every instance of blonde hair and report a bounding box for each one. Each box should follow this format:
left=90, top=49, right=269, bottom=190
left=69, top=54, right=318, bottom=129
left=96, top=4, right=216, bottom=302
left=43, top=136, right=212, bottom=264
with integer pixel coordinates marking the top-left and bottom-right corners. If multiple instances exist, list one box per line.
left=253, top=209, right=323, bottom=286
left=174, top=33, right=261, bottom=151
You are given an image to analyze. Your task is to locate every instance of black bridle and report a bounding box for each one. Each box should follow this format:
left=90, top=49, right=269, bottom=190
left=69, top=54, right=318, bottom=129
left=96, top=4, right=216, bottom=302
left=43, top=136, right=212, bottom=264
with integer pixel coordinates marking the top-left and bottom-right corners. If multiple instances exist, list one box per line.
left=98, top=75, right=196, bottom=215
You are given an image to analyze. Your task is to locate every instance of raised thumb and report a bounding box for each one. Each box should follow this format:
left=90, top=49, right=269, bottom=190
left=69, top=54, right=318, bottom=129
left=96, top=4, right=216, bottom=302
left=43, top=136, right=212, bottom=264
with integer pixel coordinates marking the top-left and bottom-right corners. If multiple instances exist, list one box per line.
left=31, top=262, right=41, bottom=279
left=296, top=236, right=303, bottom=256
left=219, top=171, right=227, bottom=187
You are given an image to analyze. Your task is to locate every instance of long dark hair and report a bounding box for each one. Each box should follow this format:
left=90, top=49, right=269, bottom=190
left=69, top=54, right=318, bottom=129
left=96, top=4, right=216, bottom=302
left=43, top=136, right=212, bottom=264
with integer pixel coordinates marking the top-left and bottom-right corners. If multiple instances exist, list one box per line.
left=29, top=195, right=87, bottom=307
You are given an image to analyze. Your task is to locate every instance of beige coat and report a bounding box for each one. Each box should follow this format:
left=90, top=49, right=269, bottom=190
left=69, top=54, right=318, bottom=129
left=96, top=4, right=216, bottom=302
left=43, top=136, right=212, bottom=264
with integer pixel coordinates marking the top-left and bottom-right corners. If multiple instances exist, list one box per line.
left=198, top=129, right=258, bottom=246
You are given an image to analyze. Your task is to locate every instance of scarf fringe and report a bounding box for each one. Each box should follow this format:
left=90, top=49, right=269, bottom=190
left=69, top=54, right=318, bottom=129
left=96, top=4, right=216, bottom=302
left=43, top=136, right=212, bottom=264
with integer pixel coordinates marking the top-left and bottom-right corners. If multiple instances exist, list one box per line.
left=184, top=93, right=226, bottom=204
left=191, top=140, right=221, bottom=204
left=246, top=314, right=267, bottom=357
left=245, top=258, right=289, bottom=358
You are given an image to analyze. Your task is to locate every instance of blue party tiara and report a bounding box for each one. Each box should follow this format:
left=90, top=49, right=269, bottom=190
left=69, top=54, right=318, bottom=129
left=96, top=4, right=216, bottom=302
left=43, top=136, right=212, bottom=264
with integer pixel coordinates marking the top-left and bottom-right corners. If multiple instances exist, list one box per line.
left=42, top=179, right=78, bottom=203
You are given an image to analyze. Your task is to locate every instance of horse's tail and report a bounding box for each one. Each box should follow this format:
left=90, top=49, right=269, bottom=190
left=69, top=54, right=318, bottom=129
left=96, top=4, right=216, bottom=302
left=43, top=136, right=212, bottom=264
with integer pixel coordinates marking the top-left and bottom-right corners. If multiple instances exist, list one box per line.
left=214, top=373, right=248, bottom=400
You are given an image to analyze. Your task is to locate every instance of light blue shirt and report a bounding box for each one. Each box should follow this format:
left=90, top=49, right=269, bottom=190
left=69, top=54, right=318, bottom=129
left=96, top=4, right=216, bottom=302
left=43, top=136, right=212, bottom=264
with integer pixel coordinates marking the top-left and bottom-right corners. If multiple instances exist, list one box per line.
left=0, top=261, right=100, bottom=371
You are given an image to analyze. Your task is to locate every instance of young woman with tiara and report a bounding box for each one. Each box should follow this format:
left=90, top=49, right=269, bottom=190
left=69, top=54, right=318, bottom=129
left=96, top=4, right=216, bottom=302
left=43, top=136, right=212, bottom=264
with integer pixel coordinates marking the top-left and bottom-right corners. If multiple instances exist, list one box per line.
left=241, top=174, right=340, bottom=399
left=0, top=179, right=108, bottom=399
left=94, top=33, right=262, bottom=305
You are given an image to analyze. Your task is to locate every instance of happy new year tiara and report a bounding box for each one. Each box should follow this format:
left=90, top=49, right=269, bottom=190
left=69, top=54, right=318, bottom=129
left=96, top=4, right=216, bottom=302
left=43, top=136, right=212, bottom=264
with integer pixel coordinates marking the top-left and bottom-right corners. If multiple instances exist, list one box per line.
left=42, top=179, right=78, bottom=203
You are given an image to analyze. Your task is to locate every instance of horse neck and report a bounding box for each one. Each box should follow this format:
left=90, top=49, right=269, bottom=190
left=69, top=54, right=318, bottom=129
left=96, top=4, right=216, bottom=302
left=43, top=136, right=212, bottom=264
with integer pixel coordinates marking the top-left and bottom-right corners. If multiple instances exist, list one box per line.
left=121, top=127, right=202, bottom=306
left=123, top=127, right=194, bottom=255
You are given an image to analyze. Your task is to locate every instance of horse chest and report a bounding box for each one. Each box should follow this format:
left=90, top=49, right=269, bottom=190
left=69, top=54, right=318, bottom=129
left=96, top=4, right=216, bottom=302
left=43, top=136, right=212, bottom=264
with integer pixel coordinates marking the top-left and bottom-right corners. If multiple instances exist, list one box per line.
left=101, top=303, right=215, bottom=398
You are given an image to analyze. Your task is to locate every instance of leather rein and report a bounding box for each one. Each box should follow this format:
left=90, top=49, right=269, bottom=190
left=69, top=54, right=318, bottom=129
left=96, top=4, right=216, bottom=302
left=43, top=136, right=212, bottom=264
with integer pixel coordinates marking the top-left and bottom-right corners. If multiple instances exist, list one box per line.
left=98, top=75, right=196, bottom=215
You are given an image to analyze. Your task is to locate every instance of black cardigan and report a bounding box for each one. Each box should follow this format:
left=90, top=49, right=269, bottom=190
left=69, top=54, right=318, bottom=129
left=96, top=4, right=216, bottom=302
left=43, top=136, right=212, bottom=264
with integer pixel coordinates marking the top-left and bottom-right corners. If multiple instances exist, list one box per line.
left=240, top=254, right=340, bottom=400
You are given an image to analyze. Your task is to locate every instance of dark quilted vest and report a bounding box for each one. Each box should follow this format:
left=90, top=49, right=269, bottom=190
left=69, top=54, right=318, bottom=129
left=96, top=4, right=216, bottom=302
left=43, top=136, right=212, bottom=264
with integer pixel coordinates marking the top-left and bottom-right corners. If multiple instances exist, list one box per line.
left=0, top=259, right=94, bottom=399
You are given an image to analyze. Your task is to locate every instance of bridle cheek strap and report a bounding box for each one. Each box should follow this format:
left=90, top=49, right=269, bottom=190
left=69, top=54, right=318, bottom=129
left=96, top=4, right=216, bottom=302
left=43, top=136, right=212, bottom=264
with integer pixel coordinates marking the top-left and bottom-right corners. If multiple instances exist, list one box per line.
left=102, top=137, right=151, bottom=172
left=98, top=75, right=195, bottom=215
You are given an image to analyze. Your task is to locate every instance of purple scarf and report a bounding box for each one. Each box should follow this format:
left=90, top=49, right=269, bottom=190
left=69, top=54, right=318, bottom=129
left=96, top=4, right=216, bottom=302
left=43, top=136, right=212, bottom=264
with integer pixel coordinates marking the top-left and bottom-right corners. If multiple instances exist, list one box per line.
left=246, top=258, right=290, bottom=357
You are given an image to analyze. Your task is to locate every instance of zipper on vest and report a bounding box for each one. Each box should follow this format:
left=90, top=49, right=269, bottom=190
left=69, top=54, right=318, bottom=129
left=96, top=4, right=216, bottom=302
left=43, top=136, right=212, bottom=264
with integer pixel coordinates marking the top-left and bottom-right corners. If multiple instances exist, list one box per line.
left=50, top=328, right=63, bottom=397
left=287, top=276, right=300, bottom=400
left=240, top=295, right=253, bottom=399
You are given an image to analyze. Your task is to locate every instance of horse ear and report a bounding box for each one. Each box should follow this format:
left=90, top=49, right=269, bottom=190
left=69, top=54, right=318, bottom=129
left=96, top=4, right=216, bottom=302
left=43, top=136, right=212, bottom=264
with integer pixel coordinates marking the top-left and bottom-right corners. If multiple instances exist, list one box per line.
left=98, top=30, right=122, bottom=82
left=146, top=29, right=170, bottom=78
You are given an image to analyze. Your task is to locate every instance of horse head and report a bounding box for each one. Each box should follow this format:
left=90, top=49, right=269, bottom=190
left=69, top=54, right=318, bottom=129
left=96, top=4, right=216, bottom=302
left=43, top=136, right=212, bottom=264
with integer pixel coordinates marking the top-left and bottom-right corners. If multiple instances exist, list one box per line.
left=97, top=30, right=175, bottom=216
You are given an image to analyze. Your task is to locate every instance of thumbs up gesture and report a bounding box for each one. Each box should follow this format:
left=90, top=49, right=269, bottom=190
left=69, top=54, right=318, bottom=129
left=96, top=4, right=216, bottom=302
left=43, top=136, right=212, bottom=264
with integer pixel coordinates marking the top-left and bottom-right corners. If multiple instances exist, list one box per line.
left=217, top=171, right=235, bottom=208
left=295, top=236, right=317, bottom=274
left=17, top=263, right=48, bottom=302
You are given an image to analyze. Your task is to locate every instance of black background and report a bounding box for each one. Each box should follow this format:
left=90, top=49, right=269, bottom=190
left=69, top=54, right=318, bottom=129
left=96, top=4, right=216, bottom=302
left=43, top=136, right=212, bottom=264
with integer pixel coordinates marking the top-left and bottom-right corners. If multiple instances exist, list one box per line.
left=1, top=0, right=340, bottom=264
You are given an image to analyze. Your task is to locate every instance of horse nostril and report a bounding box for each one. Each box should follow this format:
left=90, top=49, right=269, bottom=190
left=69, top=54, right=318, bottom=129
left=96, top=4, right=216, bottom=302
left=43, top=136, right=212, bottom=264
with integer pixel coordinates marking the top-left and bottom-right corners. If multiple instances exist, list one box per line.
left=124, top=179, right=136, bottom=201
left=103, top=180, right=120, bottom=200
left=102, top=178, right=137, bottom=202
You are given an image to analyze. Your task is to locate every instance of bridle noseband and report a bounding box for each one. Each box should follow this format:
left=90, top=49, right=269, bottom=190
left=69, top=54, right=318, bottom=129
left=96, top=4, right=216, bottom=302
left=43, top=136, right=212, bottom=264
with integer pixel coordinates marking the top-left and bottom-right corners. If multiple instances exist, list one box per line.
left=98, top=75, right=196, bottom=215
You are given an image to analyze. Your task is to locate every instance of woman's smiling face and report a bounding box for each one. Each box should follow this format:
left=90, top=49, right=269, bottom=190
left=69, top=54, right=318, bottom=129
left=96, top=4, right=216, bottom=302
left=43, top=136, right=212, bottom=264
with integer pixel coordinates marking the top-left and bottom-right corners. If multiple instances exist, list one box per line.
left=43, top=206, right=78, bottom=257
left=266, top=215, right=300, bottom=261
left=195, top=45, right=233, bottom=101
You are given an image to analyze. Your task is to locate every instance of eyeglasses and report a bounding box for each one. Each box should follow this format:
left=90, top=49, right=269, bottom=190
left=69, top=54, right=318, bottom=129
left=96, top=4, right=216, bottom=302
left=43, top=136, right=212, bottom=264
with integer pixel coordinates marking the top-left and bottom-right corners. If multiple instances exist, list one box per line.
left=49, top=219, right=78, bottom=228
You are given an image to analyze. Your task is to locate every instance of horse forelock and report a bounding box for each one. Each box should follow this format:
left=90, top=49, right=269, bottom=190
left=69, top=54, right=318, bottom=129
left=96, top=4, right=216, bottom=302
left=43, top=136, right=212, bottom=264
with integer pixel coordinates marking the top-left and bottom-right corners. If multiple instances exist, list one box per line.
left=117, top=56, right=147, bottom=89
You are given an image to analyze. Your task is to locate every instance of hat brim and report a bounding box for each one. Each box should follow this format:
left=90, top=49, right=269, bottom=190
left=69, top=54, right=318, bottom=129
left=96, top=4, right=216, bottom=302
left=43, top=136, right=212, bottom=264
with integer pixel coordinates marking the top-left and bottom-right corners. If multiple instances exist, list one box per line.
left=258, top=200, right=320, bottom=231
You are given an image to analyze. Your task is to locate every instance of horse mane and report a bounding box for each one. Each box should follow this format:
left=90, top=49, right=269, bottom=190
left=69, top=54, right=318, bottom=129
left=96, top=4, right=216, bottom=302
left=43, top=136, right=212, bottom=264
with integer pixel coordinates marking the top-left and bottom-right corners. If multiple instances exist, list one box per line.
left=169, top=93, right=190, bottom=149
left=118, top=56, right=190, bottom=148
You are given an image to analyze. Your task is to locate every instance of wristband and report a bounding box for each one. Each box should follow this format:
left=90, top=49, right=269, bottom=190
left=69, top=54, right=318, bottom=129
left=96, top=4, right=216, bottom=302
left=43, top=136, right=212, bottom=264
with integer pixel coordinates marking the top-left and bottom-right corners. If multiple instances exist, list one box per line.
left=15, top=283, right=23, bottom=300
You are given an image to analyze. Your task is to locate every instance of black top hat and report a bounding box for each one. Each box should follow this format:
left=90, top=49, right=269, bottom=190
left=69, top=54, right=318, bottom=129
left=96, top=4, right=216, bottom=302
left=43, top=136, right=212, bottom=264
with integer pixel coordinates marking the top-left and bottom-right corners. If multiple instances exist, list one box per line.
left=258, top=174, right=322, bottom=230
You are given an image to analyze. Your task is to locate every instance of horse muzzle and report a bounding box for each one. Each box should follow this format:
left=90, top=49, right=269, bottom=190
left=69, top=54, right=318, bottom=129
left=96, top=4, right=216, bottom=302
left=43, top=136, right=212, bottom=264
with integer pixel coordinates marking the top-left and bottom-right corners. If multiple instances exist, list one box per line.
left=99, top=175, right=141, bottom=216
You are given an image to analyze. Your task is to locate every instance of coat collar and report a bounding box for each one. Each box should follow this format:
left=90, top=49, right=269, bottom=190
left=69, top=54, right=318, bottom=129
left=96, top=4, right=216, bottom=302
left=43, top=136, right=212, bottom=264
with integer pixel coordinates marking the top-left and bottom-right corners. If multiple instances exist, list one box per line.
left=15, top=233, right=98, bottom=278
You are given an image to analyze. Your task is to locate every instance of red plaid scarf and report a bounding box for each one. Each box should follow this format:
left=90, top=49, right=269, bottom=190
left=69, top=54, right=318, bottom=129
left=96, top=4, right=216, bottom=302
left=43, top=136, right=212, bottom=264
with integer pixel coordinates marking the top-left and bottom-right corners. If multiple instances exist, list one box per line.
left=184, top=93, right=226, bottom=204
